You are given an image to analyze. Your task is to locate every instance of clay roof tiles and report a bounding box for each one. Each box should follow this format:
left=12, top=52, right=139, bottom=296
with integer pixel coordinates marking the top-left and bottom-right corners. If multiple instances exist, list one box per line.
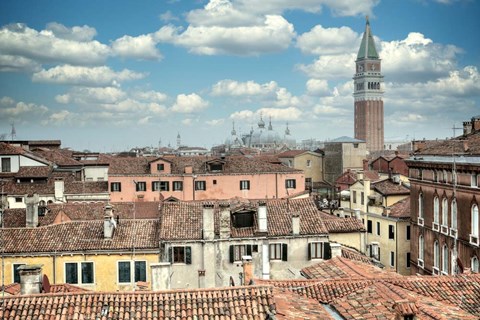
left=416, top=131, right=480, bottom=155
left=372, top=179, right=410, bottom=196
left=0, top=142, right=25, bottom=155
left=388, top=197, right=410, bottom=219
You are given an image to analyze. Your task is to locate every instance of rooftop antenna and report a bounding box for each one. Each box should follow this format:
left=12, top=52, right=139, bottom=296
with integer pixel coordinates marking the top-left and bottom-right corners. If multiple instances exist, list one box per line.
left=10, top=123, right=16, bottom=141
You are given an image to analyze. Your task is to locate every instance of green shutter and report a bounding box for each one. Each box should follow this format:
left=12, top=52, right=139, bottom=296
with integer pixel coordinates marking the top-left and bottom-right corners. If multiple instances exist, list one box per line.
left=282, top=244, right=288, bottom=261
left=229, top=245, right=234, bottom=263
left=168, top=247, right=172, bottom=263
left=323, top=243, right=332, bottom=260
left=185, top=247, right=192, bottom=264
left=307, top=243, right=312, bottom=260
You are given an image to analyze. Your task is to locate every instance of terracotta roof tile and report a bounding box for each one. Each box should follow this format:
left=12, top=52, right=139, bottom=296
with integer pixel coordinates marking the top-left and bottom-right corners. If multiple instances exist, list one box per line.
left=0, top=142, right=25, bottom=155
left=388, top=197, right=410, bottom=219
left=372, top=179, right=410, bottom=195
left=0, top=286, right=276, bottom=319
left=319, top=212, right=366, bottom=233
left=14, top=166, right=51, bottom=178
left=276, top=150, right=308, bottom=158
left=2, top=283, right=90, bottom=295
left=32, top=149, right=82, bottom=166
left=416, top=131, right=480, bottom=155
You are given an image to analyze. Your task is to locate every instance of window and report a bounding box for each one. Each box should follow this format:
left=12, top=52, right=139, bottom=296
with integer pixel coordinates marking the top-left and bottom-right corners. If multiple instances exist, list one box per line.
left=173, top=181, right=183, bottom=191
left=135, top=181, right=146, bottom=192
left=111, top=182, right=121, bottom=192
left=157, top=163, right=164, bottom=171
left=361, top=192, right=364, bottom=205
left=13, top=263, right=26, bottom=283
left=353, top=191, right=357, bottom=204
left=376, top=222, right=381, bottom=236
left=168, top=246, right=192, bottom=264
left=305, top=178, right=312, bottom=188
left=152, top=181, right=169, bottom=191
left=388, top=225, right=395, bottom=240
left=1, top=158, right=11, bottom=172
left=418, top=235, right=424, bottom=261
left=367, top=220, right=373, bottom=233
left=406, top=252, right=411, bottom=268
left=433, top=241, right=440, bottom=270
left=433, top=196, right=440, bottom=224
left=306, top=160, right=311, bottom=167
left=65, top=262, right=94, bottom=284
left=451, top=199, right=457, bottom=230
left=472, top=204, right=479, bottom=237
left=240, top=180, right=250, bottom=190
left=406, top=225, right=411, bottom=240
left=418, top=193, right=424, bottom=219
left=442, top=198, right=448, bottom=227
left=308, top=242, right=331, bottom=260
left=195, top=180, right=206, bottom=191
left=288, top=160, right=293, bottom=167
left=229, top=244, right=258, bottom=263
left=390, top=251, right=395, bottom=267
left=472, top=256, right=479, bottom=273
left=285, top=179, right=296, bottom=189
left=118, top=261, right=147, bottom=283
left=472, top=174, right=478, bottom=188
left=269, top=243, right=288, bottom=261
left=15, top=197, right=22, bottom=203
left=213, top=179, right=217, bottom=185
left=442, top=244, right=449, bottom=274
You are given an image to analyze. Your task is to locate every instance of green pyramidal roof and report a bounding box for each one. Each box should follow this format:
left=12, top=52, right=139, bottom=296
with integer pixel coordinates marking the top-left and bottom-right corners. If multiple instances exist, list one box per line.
left=357, top=17, right=379, bottom=60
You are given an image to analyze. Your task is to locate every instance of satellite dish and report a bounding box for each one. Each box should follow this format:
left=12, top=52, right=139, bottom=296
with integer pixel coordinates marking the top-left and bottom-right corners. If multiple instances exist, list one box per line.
left=42, top=274, right=51, bottom=293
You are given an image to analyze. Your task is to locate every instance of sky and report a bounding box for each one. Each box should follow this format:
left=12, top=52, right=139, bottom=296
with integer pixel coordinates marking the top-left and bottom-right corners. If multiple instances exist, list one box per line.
left=0, top=0, right=479, bottom=152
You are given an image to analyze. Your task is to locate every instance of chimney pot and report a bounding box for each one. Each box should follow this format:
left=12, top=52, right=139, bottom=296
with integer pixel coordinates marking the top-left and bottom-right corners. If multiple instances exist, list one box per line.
left=202, top=203, right=215, bottom=240
left=219, top=204, right=231, bottom=239
left=18, top=264, right=43, bottom=295
left=257, top=202, right=267, bottom=234
left=292, top=214, right=300, bottom=235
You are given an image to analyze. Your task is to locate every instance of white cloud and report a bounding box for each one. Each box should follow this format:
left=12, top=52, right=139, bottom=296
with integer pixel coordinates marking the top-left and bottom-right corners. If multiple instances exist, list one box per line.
left=0, top=96, right=48, bottom=120
left=0, top=23, right=110, bottom=67
left=313, top=104, right=348, bottom=115
left=44, top=110, right=71, bottom=124
left=159, top=11, right=180, bottom=23
left=138, top=116, right=152, bottom=125
left=55, top=87, right=126, bottom=105
left=0, top=54, right=41, bottom=72
left=182, top=118, right=194, bottom=125
left=230, top=109, right=255, bottom=120
left=111, top=33, right=163, bottom=60
left=133, top=90, right=168, bottom=102
left=171, top=93, right=208, bottom=113
left=206, top=119, right=225, bottom=126
left=297, top=53, right=356, bottom=79
left=306, top=79, right=330, bottom=96
left=296, top=25, right=359, bottom=55
left=258, top=106, right=303, bottom=120
left=32, top=65, right=146, bottom=87
left=175, top=15, right=295, bottom=55
left=46, top=22, right=97, bottom=42
left=211, top=79, right=278, bottom=96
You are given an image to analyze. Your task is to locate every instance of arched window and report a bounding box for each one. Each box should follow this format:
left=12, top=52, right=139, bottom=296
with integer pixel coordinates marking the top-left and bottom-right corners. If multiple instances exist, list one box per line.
left=433, top=241, right=440, bottom=269
left=472, top=256, right=479, bottom=273
left=418, top=193, right=424, bottom=219
left=433, top=196, right=440, bottom=224
left=442, top=244, right=449, bottom=274
left=472, top=204, right=479, bottom=237
left=418, top=235, right=424, bottom=261
left=442, top=198, right=448, bottom=227
left=451, top=199, right=458, bottom=230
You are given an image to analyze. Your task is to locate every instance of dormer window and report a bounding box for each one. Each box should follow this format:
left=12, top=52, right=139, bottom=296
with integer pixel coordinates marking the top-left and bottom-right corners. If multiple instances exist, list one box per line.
left=206, top=159, right=225, bottom=172
left=232, top=210, right=255, bottom=228
left=157, top=163, right=165, bottom=171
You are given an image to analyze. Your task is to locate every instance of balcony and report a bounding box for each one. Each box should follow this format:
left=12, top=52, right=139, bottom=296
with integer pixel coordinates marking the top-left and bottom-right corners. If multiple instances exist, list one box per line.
left=432, top=267, right=439, bottom=275
left=417, top=259, right=424, bottom=268
left=432, top=222, right=440, bottom=232
left=449, top=228, right=458, bottom=239
left=417, top=217, right=424, bottom=226
left=440, top=225, right=449, bottom=235
left=470, top=234, right=479, bottom=246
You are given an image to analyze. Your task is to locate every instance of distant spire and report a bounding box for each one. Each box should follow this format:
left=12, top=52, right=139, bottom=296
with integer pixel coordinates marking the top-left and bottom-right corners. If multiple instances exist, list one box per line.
left=176, top=132, right=181, bottom=148
left=268, top=116, right=273, bottom=130
left=231, top=121, right=237, bottom=136
left=357, top=15, right=379, bottom=60
left=285, top=122, right=290, bottom=136
left=10, top=122, right=16, bottom=141
left=258, top=113, right=265, bottom=129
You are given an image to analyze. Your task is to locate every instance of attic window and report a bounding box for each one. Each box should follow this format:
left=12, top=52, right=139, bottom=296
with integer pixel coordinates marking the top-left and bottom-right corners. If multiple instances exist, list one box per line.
left=209, top=163, right=223, bottom=172
left=232, top=210, right=254, bottom=228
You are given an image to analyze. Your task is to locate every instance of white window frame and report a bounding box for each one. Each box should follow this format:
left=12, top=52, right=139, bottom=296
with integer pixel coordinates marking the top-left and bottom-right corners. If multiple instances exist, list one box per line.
left=433, top=196, right=440, bottom=231
left=64, top=261, right=95, bottom=285
left=472, top=173, right=478, bottom=188
left=433, top=241, right=440, bottom=272
left=418, top=235, right=424, bottom=268
left=472, top=256, right=479, bottom=273
left=418, top=193, right=424, bottom=226
left=471, top=204, right=479, bottom=246
left=450, top=199, right=458, bottom=238
left=441, top=244, right=449, bottom=275
left=269, top=243, right=287, bottom=261
left=117, top=260, right=147, bottom=284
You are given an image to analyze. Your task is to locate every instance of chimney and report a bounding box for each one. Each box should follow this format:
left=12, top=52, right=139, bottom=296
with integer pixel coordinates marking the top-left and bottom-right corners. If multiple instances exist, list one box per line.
left=242, top=255, right=253, bottom=285
left=150, top=262, right=171, bottom=290
left=18, top=264, right=43, bottom=295
left=362, top=159, right=369, bottom=171
left=330, top=243, right=342, bottom=258
left=25, top=194, right=39, bottom=228
left=292, top=214, right=300, bottom=235
left=104, top=204, right=116, bottom=239
left=383, top=206, right=391, bottom=217
left=354, top=208, right=361, bottom=220
left=54, top=179, right=64, bottom=201
left=257, top=202, right=267, bottom=234
left=473, top=117, right=480, bottom=132
left=202, top=204, right=215, bottom=240
left=463, top=140, right=469, bottom=152
left=338, top=207, right=345, bottom=218
left=219, top=204, right=231, bottom=239
left=356, top=172, right=364, bottom=181
left=463, top=120, right=472, bottom=135
left=393, top=300, right=418, bottom=320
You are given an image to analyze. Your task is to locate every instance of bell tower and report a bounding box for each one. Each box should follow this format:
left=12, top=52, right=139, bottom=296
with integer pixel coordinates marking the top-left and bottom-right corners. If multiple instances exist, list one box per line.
left=354, top=16, right=384, bottom=152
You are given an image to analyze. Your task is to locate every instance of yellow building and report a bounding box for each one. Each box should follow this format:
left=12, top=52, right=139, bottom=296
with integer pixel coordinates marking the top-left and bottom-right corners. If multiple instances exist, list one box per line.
left=277, top=150, right=325, bottom=191
left=0, top=205, right=160, bottom=292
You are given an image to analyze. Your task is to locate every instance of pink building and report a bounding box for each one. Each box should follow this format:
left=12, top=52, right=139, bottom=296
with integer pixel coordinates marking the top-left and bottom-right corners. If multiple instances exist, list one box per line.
left=108, top=155, right=305, bottom=202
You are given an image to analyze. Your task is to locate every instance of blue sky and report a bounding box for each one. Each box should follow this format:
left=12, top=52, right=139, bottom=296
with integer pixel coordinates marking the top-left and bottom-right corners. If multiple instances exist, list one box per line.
left=0, top=0, right=479, bottom=152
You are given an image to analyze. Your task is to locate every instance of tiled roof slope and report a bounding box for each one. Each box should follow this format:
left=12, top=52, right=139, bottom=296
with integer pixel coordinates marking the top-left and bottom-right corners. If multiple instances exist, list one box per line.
left=14, top=166, right=51, bottom=178
left=0, top=219, right=159, bottom=253
left=160, top=197, right=328, bottom=240
left=0, top=142, right=24, bottom=155
left=388, top=197, right=410, bottom=219
left=276, top=150, right=307, bottom=158
left=109, top=155, right=301, bottom=175
left=2, top=283, right=90, bottom=295
left=319, top=212, right=365, bottom=233
left=32, top=148, right=82, bottom=166
left=2, top=202, right=160, bottom=228
left=372, top=178, right=410, bottom=195
left=0, top=286, right=276, bottom=319
left=417, top=130, right=480, bottom=155
left=272, top=287, right=335, bottom=319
